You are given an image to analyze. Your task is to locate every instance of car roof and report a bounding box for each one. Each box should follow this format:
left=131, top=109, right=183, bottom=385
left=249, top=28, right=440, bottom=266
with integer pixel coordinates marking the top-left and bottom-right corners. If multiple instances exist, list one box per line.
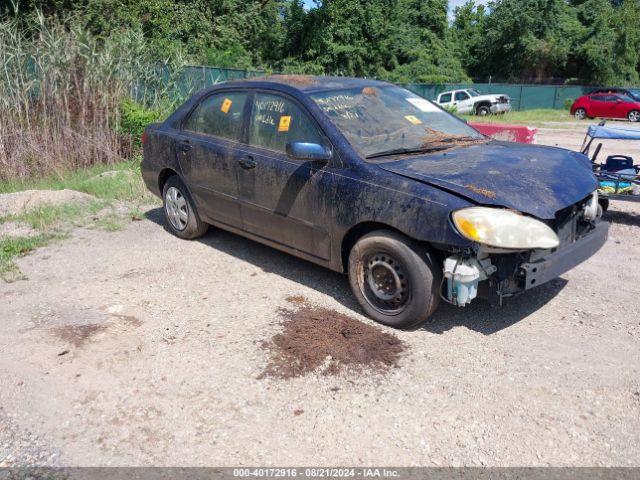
left=593, top=88, right=627, bottom=92
left=208, top=75, right=392, bottom=94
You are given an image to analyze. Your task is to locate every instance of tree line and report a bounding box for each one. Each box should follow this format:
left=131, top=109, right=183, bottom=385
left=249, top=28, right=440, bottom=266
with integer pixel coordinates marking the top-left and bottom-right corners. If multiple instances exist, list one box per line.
left=3, top=0, right=640, bottom=86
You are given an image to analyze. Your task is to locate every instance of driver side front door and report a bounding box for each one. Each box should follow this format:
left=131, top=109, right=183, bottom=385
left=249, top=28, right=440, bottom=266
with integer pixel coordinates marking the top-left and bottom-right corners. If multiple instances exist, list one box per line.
left=236, top=92, right=333, bottom=260
left=453, top=91, right=473, bottom=114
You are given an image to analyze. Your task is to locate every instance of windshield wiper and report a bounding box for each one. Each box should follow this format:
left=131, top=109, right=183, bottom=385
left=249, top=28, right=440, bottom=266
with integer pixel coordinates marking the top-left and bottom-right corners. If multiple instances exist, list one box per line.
left=365, top=145, right=451, bottom=159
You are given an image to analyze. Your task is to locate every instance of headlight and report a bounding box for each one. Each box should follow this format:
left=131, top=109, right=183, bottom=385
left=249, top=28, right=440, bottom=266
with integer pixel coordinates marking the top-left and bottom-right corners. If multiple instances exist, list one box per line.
left=452, top=207, right=560, bottom=249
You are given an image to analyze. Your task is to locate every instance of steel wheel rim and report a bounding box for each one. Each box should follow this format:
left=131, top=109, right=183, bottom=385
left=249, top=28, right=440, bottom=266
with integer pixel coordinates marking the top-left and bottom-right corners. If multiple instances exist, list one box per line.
left=359, top=252, right=410, bottom=315
left=165, top=187, right=188, bottom=231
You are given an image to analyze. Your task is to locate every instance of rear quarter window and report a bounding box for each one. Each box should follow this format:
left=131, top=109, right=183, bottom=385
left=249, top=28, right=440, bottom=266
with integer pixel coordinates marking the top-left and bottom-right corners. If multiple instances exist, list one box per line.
left=183, top=92, right=247, bottom=140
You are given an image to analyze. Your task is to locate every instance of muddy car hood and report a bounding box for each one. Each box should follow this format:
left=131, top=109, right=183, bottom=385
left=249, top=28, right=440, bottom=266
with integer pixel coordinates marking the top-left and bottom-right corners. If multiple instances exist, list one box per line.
left=377, top=141, right=597, bottom=219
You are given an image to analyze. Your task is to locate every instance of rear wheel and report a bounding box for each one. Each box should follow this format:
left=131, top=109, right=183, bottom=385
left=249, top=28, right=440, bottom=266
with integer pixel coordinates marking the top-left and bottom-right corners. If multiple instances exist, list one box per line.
left=628, top=110, right=640, bottom=122
left=574, top=108, right=587, bottom=120
left=348, top=230, right=440, bottom=328
left=162, top=175, right=208, bottom=240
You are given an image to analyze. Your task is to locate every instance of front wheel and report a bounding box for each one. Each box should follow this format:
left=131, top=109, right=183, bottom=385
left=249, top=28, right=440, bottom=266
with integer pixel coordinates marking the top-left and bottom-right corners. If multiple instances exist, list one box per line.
left=476, top=105, right=491, bottom=116
left=628, top=110, right=640, bottom=122
left=348, top=231, right=440, bottom=328
left=574, top=108, right=587, bottom=120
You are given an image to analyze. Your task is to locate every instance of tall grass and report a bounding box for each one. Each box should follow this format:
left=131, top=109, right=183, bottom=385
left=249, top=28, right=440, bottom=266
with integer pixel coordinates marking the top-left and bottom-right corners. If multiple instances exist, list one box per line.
left=0, top=11, right=193, bottom=181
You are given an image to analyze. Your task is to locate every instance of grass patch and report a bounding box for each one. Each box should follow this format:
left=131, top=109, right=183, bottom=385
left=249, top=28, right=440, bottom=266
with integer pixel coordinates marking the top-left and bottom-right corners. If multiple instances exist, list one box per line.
left=0, top=160, right=160, bottom=281
left=93, top=213, right=126, bottom=232
left=460, top=109, right=575, bottom=126
left=1, top=200, right=107, bottom=230
left=0, top=159, right=154, bottom=202
left=0, top=233, right=64, bottom=282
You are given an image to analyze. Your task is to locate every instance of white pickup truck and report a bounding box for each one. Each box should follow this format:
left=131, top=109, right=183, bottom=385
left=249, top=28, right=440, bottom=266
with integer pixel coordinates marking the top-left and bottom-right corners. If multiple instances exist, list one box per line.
left=436, top=88, right=511, bottom=116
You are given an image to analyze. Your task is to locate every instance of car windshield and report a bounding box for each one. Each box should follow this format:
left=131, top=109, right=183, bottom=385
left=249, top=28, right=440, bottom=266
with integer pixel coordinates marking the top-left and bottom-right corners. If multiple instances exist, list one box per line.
left=310, top=85, right=485, bottom=159
left=467, top=89, right=481, bottom=97
left=626, top=89, right=640, bottom=101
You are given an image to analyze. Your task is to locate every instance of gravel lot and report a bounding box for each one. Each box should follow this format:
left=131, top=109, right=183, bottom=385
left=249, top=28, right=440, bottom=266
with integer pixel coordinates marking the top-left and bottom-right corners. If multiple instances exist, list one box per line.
left=1, top=127, right=640, bottom=467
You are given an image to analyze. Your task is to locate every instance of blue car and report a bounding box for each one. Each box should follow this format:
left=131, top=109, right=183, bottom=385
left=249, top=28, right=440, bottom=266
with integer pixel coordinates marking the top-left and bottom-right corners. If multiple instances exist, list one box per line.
left=141, top=75, right=608, bottom=328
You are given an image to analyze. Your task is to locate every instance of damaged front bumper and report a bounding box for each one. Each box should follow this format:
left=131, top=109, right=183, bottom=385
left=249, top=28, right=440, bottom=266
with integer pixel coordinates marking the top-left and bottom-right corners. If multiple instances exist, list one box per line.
left=490, top=102, right=511, bottom=114
left=519, top=220, right=608, bottom=290
left=443, top=220, right=609, bottom=306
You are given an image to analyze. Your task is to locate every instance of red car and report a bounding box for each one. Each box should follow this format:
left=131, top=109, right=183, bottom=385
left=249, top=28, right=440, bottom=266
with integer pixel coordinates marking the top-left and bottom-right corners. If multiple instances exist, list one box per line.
left=571, top=93, right=640, bottom=122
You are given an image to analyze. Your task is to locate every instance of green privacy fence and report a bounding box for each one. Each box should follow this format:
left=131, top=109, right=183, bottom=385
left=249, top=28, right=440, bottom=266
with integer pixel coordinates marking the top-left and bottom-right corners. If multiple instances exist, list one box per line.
left=402, top=83, right=595, bottom=111
left=175, top=65, right=608, bottom=111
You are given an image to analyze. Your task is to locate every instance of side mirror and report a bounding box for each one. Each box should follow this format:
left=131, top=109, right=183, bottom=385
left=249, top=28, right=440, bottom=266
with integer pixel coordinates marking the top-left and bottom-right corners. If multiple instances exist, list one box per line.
left=286, top=142, right=332, bottom=162
left=616, top=98, right=623, bottom=103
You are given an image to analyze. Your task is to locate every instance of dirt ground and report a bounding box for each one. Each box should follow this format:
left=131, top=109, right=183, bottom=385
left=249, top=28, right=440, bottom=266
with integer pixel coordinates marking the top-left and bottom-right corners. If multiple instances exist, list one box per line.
left=2, top=126, right=640, bottom=467
left=535, top=120, right=640, bottom=161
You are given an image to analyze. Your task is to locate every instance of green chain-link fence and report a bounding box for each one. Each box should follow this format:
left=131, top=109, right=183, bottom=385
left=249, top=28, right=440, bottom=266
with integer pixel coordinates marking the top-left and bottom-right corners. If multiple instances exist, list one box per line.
left=177, top=65, right=615, bottom=111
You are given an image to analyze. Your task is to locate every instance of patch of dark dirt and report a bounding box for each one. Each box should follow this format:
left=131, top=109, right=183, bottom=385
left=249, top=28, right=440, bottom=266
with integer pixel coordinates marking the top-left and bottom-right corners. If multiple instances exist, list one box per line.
left=421, top=127, right=489, bottom=150
left=259, top=302, right=406, bottom=379
left=362, top=87, right=379, bottom=96
left=258, top=74, right=317, bottom=88
left=112, top=313, right=142, bottom=327
left=285, top=295, right=308, bottom=306
left=51, top=323, right=107, bottom=348
left=464, top=184, right=497, bottom=199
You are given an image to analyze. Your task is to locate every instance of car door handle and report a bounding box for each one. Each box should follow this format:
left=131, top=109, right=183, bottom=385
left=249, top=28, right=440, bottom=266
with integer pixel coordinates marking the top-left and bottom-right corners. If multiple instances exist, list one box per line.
left=239, top=156, right=257, bottom=170
left=179, top=141, right=192, bottom=153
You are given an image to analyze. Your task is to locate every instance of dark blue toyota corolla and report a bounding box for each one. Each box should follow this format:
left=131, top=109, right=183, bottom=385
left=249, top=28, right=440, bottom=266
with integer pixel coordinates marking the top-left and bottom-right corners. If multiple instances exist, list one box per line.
left=142, top=75, right=608, bottom=328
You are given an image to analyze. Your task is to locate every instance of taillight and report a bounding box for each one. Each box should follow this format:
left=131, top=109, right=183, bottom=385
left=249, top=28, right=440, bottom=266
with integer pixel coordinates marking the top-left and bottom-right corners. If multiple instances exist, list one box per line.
left=141, top=131, right=148, bottom=146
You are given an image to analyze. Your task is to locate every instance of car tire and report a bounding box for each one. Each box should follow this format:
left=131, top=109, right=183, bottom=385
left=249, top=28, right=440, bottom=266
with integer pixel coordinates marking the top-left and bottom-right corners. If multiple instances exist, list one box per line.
left=628, top=110, right=640, bottom=122
left=348, top=230, right=440, bottom=329
left=476, top=105, right=491, bottom=116
left=574, top=108, right=587, bottom=120
left=162, top=175, right=208, bottom=240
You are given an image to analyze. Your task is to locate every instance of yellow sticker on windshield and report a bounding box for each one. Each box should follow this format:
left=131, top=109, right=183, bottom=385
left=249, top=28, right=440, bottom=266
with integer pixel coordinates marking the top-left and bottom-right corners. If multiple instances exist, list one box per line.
left=405, top=115, right=422, bottom=125
left=220, top=98, right=232, bottom=114
left=278, top=115, right=291, bottom=132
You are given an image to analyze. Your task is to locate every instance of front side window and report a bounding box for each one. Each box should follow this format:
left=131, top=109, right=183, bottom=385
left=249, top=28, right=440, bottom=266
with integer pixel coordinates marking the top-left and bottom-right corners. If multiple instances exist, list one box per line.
left=184, top=92, right=247, bottom=140
left=249, top=93, right=324, bottom=153
left=455, top=91, right=470, bottom=101
left=311, top=85, right=484, bottom=159
left=439, top=93, right=452, bottom=103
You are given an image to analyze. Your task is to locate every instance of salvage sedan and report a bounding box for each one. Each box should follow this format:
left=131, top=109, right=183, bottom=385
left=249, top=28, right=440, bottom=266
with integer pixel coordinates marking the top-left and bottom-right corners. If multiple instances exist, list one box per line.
left=142, top=75, right=608, bottom=328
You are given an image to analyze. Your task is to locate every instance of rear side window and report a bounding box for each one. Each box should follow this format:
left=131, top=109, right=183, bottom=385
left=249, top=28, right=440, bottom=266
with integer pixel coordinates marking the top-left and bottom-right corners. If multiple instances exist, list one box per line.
left=439, top=93, right=452, bottom=103
left=183, top=92, right=247, bottom=140
left=249, top=93, right=324, bottom=153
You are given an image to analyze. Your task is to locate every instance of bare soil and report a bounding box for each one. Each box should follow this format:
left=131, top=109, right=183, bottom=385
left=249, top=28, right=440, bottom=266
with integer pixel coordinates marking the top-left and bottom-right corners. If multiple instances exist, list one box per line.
left=260, top=298, right=405, bottom=379
left=0, top=221, right=37, bottom=238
